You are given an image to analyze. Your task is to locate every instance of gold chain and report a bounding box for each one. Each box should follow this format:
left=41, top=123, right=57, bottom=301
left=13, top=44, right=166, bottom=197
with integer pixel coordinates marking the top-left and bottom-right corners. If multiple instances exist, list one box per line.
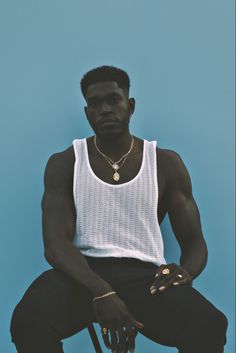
left=93, top=135, right=134, bottom=181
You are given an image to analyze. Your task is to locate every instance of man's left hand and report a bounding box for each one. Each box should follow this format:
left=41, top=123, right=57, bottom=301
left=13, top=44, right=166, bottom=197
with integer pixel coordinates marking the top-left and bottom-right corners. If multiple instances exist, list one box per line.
left=149, top=263, right=193, bottom=294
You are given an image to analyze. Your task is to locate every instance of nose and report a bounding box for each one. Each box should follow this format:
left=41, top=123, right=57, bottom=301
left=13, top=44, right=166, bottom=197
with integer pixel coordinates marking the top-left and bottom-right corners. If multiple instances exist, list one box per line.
left=100, top=101, right=112, bottom=115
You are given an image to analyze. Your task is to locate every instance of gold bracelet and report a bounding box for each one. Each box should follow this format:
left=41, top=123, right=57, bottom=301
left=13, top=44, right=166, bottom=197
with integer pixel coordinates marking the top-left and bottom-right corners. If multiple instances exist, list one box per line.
left=92, top=291, right=116, bottom=302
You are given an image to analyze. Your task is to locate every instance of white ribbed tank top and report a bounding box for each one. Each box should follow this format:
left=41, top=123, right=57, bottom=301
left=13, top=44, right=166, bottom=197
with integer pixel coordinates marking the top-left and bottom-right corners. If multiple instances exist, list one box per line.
left=72, top=138, right=167, bottom=267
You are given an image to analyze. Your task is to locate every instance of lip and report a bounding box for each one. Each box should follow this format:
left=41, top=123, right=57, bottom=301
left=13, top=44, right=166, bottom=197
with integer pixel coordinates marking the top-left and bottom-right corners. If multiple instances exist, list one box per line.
left=99, top=120, right=118, bottom=126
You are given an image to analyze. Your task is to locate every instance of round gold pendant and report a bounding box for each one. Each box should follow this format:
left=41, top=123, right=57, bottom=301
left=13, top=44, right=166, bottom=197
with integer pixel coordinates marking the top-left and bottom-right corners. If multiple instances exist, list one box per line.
left=113, top=172, right=120, bottom=181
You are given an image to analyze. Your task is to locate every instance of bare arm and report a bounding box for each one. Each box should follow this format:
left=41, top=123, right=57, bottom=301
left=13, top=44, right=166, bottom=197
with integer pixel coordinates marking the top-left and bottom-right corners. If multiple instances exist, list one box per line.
left=149, top=150, right=207, bottom=293
left=41, top=152, right=113, bottom=296
left=41, top=152, right=144, bottom=353
left=165, top=151, right=208, bottom=280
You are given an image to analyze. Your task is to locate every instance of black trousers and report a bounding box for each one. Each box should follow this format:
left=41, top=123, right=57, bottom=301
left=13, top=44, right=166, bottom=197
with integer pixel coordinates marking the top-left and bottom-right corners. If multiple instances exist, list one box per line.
left=10, top=256, right=228, bottom=353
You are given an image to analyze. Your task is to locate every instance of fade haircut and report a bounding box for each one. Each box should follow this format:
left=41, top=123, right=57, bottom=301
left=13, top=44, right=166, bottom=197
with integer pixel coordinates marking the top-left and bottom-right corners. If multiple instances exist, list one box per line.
left=80, top=65, right=130, bottom=98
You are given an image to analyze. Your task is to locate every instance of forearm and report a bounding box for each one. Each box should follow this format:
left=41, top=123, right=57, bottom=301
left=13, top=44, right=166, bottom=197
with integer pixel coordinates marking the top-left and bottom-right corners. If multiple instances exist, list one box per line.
left=179, top=239, right=208, bottom=280
left=44, top=239, right=113, bottom=296
left=169, top=197, right=208, bottom=280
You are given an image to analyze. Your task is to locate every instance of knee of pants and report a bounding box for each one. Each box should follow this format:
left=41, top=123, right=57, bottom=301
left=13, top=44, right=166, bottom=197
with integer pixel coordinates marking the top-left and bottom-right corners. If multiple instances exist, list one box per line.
left=10, top=301, right=45, bottom=343
left=208, top=310, right=228, bottom=336
left=194, top=308, right=228, bottom=343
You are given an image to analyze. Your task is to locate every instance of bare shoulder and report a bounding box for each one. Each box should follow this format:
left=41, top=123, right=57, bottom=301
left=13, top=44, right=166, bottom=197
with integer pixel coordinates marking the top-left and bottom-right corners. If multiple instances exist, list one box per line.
left=43, top=145, right=75, bottom=193
left=156, top=146, right=180, bottom=159
left=156, top=146, right=185, bottom=169
left=156, top=147, right=192, bottom=195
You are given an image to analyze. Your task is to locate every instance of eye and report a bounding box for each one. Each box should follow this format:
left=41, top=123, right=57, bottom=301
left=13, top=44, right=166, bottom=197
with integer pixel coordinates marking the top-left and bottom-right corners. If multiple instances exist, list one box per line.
left=109, top=95, right=119, bottom=104
left=88, top=100, right=99, bottom=108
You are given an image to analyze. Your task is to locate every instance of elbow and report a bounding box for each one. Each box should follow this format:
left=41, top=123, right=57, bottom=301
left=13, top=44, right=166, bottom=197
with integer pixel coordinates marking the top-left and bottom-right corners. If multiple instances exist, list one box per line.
left=44, top=248, right=55, bottom=266
left=43, top=237, right=72, bottom=266
left=44, top=246, right=57, bottom=267
left=196, top=241, right=208, bottom=275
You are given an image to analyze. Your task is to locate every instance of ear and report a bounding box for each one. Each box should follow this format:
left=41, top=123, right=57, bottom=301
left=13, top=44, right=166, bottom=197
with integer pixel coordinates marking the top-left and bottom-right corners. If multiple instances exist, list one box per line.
left=128, top=97, right=135, bottom=115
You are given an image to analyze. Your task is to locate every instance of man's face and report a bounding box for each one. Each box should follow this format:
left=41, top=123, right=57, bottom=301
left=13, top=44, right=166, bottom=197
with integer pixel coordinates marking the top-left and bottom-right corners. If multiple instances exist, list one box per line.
left=84, top=81, right=135, bottom=140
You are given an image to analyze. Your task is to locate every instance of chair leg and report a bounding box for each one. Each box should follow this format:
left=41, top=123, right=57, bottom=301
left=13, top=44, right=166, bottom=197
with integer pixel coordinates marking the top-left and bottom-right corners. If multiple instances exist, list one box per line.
left=87, top=323, right=104, bottom=353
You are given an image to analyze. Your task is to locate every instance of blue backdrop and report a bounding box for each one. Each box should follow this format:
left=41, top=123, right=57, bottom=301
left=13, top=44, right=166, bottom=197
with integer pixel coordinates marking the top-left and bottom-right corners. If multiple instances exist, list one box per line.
left=0, top=1, right=235, bottom=352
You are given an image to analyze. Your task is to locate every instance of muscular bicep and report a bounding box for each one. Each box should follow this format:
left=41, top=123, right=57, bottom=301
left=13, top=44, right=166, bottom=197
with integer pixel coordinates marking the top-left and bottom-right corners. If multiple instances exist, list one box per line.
left=165, top=152, right=204, bottom=250
left=41, top=154, right=76, bottom=253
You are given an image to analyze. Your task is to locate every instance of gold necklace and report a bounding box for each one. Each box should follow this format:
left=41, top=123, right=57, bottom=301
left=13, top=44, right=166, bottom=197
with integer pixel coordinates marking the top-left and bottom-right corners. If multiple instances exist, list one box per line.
left=93, top=135, right=134, bottom=181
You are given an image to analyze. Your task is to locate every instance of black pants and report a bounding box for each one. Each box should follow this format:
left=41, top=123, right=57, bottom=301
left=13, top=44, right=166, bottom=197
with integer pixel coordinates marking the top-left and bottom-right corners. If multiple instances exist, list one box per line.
left=10, top=256, right=228, bottom=353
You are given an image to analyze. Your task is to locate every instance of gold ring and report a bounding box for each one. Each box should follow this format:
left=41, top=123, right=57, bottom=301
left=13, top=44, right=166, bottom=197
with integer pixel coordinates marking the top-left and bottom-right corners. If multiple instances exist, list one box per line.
left=162, top=268, right=170, bottom=275
left=102, top=327, right=108, bottom=334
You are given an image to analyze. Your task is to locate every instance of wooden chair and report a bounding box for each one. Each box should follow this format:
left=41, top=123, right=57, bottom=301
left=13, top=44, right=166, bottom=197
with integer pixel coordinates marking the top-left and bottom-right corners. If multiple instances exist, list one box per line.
left=87, top=323, right=104, bottom=353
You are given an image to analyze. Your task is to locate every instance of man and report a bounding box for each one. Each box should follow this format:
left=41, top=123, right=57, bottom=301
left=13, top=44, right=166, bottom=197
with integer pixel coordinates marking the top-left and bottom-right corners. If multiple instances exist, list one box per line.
left=10, top=65, right=228, bottom=353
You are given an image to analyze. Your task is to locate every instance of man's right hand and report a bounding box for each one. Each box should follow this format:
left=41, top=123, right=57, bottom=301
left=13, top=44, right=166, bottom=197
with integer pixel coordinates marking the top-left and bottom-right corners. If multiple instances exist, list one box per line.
left=92, top=293, right=144, bottom=353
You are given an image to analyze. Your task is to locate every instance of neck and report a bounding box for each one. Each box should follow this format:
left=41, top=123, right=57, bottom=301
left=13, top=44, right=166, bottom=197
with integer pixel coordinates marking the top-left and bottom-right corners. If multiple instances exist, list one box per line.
left=94, top=131, right=134, bottom=161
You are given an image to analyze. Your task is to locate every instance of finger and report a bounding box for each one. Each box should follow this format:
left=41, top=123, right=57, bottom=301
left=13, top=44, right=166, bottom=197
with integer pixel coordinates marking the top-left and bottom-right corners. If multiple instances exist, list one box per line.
left=116, top=327, right=127, bottom=353
left=101, top=328, right=112, bottom=349
left=110, top=328, right=118, bottom=353
left=124, top=340, right=129, bottom=353
left=156, top=270, right=192, bottom=292
left=150, top=266, right=180, bottom=293
left=125, top=324, right=137, bottom=353
left=172, top=276, right=192, bottom=286
left=153, top=264, right=166, bottom=279
left=125, top=310, right=144, bottom=330
left=130, top=317, right=144, bottom=330
left=151, top=263, right=178, bottom=290
left=124, top=337, right=134, bottom=353
left=127, top=334, right=136, bottom=353
left=154, top=268, right=181, bottom=291
left=154, top=263, right=177, bottom=278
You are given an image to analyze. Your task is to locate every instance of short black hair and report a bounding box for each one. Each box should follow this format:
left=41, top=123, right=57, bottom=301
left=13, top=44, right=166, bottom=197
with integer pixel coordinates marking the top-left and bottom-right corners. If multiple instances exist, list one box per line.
left=80, top=65, right=130, bottom=98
